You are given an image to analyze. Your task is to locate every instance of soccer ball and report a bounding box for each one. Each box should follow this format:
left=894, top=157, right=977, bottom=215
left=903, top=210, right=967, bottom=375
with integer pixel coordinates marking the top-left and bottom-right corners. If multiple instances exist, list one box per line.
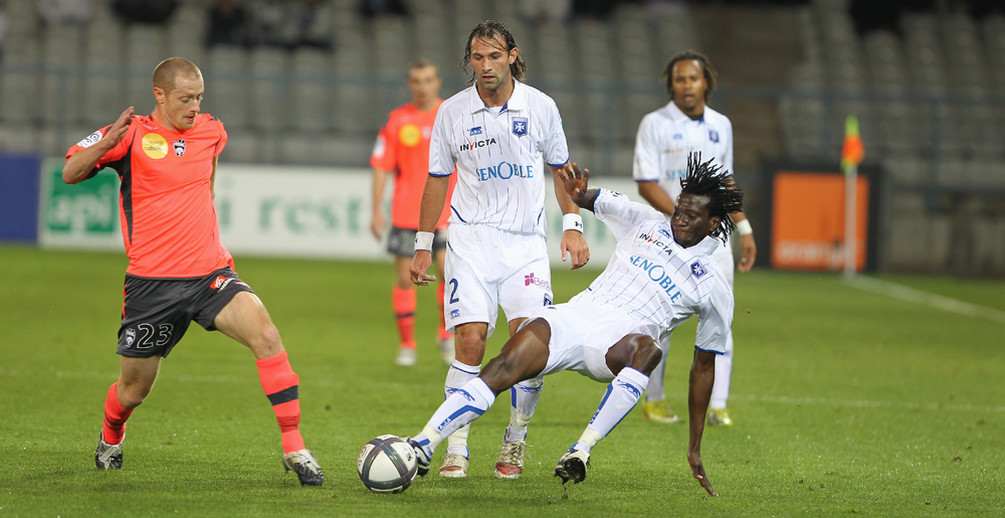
left=357, top=434, right=418, bottom=493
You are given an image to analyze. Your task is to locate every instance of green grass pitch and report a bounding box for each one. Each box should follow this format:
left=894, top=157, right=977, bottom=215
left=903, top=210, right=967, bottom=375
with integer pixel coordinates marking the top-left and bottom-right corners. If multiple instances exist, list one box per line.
left=0, top=245, right=1002, bottom=516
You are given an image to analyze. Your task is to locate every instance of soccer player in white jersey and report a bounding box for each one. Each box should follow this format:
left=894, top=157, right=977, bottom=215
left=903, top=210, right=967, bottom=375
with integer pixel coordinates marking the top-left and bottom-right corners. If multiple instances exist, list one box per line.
left=633, top=50, right=757, bottom=427
left=406, top=154, right=742, bottom=495
left=409, top=20, right=590, bottom=479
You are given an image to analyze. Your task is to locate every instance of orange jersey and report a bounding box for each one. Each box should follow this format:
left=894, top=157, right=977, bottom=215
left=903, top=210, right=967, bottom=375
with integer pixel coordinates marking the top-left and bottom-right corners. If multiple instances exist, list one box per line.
left=66, top=112, right=231, bottom=278
left=370, top=101, right=455, bottom=229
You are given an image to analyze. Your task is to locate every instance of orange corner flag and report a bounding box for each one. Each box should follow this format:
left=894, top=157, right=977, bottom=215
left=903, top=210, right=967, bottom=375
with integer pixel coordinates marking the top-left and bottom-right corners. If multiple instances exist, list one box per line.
left=841, top=115, right=864, bottom=173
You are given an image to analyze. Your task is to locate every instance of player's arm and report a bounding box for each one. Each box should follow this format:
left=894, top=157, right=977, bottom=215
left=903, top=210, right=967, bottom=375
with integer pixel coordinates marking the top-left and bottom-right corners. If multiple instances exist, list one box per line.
left=637, top=180, right=676, bottom=216
left=551, top=163, right=589, bottom=270
left=370, top=167, right=390, bottom=240
left=687, top=348, right=718, bottom=496
left=63, top=106, right=133, bottom=184
left=719, top=174, right=756, bottom=271
left=409, top=174, right=449, bottom=286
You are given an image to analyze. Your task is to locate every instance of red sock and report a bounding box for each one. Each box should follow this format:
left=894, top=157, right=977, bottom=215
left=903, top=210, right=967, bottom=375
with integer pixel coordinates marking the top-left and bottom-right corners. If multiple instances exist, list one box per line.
left=392, top=286, right=416, bottom=349
left=102, top=382, right=133, bottom=445
left=437, top=281, right=452, bottom=341
left=256, top=351, right=305, bottom=454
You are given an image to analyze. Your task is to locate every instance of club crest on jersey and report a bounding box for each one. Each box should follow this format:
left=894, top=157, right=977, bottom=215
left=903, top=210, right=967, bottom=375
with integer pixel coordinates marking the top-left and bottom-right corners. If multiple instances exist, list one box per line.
left=708, top=129, right=719, bottom=143
left=512, top=117, right=528, bottom=137
left=173, top=139, right=186, bottom=157
left=468, top=126, right=482, bottom=136
left=690, top=261, right=707, bottom=278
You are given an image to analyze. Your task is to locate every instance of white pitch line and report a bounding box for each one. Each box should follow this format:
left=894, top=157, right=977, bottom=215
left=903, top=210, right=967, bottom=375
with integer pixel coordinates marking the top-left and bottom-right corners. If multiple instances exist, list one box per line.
left=724, top=393, right=1005, bottom=414
left=847, top=275, right=1005, bottom=325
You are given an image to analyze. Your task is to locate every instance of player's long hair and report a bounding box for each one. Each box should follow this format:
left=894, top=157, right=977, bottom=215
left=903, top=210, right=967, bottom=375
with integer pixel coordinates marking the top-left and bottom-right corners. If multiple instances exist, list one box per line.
left=662, top=49, right=718, bottom=103
left=679, top=152, right=743, bottom=243
left=463, top=20, right=527, bottom=83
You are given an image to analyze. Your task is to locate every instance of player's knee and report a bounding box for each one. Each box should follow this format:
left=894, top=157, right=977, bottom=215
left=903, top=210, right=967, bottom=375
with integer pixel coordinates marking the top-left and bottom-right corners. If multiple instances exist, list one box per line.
left=118, top=382, right=152, bottom=409
left=631, top=336, right=663, bottom=375
left=454, top=328, right=486, bottom=358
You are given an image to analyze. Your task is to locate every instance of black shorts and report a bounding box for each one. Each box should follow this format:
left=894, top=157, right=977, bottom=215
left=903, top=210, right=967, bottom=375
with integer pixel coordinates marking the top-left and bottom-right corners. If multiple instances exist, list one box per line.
left=117, top=267, right=255, bottom=358
left=386, top=226, right=448, bottom=257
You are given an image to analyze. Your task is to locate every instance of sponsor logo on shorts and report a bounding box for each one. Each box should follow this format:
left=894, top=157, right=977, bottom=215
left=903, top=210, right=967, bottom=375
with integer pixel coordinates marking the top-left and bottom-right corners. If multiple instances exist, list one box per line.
left=124, top=327, right=136, bottom=346
left=211, top=274, right=248, bottom=291
left=450, top=309, right=460, bottom=318
left=524, top=272, right=550, bottom=290
left=690, top=261, right=707, bottom=278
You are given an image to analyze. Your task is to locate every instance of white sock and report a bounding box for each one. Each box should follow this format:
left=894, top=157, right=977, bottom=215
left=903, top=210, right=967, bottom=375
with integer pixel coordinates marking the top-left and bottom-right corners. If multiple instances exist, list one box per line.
left=444, top=360, right=480, bottom=457
left=585, top=367, right=649, bottom=443
left=417, top=377, right=496, bottom=456
left=710, top=329, right=733, bottom=409
left=504, top=375, right=543, bottom=443
left=644, top=333, right=671, bottom=403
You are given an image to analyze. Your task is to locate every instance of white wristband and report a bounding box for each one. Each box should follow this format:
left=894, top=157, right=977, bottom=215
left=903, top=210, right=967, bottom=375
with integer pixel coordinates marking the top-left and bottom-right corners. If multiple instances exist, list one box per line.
left=735, top=219, right=753, bottom=236
left=562, top=213, right=584, bottom=233
left=414, top=231, right=434, bottom=252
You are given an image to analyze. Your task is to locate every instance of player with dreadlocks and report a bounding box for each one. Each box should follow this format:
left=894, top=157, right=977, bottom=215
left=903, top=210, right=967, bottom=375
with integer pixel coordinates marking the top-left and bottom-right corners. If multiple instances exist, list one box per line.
left=406, top=153, right=740, bottom=495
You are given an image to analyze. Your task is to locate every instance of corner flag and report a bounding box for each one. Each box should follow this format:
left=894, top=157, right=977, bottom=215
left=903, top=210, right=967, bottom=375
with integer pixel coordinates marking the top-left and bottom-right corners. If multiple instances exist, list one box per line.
left=841, top=115, right=864, bottom=278
left=841, top=115, right=864, bottom=173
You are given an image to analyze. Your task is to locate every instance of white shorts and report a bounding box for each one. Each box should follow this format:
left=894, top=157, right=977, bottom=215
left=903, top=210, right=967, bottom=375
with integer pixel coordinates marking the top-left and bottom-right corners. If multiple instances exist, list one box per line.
left=443, top=224, right=553, bottom=338
left=528, top=300, right=660, bottom=383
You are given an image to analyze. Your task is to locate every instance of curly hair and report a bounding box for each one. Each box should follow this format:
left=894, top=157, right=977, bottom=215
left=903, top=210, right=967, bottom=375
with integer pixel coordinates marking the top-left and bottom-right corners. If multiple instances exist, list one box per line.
left=679, top=152, right=744, bottom=243
left=462, top=20, right=527, bottom=83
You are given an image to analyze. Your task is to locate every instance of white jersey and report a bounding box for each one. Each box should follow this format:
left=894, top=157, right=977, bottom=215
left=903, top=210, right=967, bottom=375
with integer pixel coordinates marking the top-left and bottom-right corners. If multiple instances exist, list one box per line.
left=632, top=101, right=733, bottom=201
left=428, top=80, right=570, bottom=236
left=570, top=189, right=733, bottom=354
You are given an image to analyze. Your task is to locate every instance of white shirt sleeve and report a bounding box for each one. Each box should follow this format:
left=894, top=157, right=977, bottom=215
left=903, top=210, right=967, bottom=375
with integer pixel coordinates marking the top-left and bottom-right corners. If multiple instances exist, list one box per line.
left=632, top=114, right=660, bottom=182
left=542, top=99, right=570, bottom=167
left=693, top=274, right=733, bottom=354
left=592, top=188, right=664, bottom=241
left=427, top=105, right=454, bottom=177
left=722, top=116, right=734, bottom=175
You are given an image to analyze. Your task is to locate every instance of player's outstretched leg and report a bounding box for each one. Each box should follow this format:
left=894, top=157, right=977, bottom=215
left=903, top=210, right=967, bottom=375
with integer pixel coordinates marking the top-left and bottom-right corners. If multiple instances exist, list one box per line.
left=440, top=360, right=480, bottom=478
left=257, top=350, right=324, bottom=486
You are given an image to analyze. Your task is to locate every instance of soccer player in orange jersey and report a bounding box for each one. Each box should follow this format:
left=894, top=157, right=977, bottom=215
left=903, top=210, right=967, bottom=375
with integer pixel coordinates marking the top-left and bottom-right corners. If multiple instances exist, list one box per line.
left=370, top=59, right=457, bottom=367
left=64, top=57, right=323, bottom=486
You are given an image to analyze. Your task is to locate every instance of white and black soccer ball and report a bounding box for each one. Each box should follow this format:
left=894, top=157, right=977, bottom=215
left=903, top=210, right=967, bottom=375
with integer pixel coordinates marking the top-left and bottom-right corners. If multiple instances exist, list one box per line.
left=357, top=434, right=418, bottom=493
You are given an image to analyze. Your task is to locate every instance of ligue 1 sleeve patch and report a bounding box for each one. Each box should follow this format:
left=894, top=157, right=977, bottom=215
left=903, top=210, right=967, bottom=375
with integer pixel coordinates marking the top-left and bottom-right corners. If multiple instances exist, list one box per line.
left=512, top=117, right=528, bottom=137
left=77, top=130, right=103, bottom=148
left=690, top=261, right=707, bottom=278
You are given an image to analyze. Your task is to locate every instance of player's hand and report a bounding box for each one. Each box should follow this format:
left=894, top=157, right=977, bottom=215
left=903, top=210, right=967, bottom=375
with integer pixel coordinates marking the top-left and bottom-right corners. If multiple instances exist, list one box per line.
left=103, top=106, right=135, bottom=149
left=560, top=230, right=589, bottom=270
left=370, top=212, right=385, bottom=241
left=737, top=233, right=756, bottom=272
left=688, top=451, right=718, bottom=496
left=409, top=251, right=436, bottom=286
left=560, top=162, right=590, bottom=201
